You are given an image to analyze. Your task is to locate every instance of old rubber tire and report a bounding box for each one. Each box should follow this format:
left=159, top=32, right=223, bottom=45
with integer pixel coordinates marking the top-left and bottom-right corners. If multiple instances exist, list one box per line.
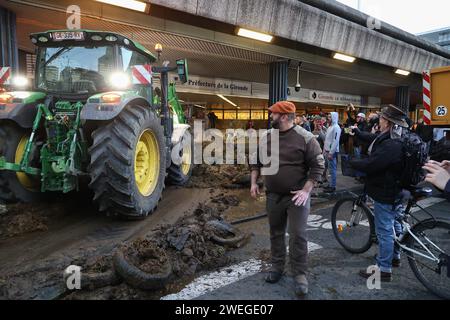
left=167, top=130, right=193, bottom=186
left=88, top=105, right=166, bottom=219
left=112, top=249, right=172, bottom=290
left=0, top=123, right=41, bottom=203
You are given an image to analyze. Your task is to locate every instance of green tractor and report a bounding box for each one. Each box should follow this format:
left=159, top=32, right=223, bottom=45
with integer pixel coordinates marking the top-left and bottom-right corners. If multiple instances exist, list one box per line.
left=0, top=30, right=193, bottom=218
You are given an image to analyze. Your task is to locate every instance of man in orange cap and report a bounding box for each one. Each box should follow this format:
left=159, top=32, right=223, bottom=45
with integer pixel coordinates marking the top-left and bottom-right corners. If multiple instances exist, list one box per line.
left=250, top=101, right=325, bottom=296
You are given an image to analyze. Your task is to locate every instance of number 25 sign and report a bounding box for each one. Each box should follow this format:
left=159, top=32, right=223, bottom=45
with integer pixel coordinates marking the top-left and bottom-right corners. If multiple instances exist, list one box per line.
left=436, top=106, right=448, bottom=117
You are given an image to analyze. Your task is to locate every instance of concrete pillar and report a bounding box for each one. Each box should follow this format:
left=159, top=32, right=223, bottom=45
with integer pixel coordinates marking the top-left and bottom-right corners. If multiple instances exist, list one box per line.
left=395, top=86, right=410, bottom=115
left=0, top=7, right=18, bottom=71
left=269, top=61, right=288, bottom=105
left=268, top=60, right=288, bottom=127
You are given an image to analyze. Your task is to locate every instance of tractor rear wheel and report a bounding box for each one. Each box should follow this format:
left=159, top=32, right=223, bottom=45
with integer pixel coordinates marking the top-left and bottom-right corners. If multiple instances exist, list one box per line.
left=88, top=105, right=166, bottom=219
left=0, top=123, right=41, bottom=203
left=167, top=130, right=193, bottom=186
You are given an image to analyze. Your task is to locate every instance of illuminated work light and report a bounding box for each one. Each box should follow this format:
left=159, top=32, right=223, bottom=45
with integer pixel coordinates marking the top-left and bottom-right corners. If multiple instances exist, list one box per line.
left=333, top=53, right=356, bottom=63
left=395, top=69, right=410, bottom=76
left=237, top=28, right=273, bottom=43
left=110, top=72, right=131, bottom=89
left=96, top=0, right=148, bottom=12
left=12, top=76, right=29, bottom=88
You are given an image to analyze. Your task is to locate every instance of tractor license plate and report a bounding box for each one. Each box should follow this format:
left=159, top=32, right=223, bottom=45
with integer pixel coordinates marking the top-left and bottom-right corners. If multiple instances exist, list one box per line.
left=53, top=31, right=85, bottom=41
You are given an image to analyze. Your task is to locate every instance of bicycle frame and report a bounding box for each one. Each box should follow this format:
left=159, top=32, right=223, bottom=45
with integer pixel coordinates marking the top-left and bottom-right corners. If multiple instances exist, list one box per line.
left=394, top=197, right=446, bottom=266
left=349, top=192, right=446, bottom=265
left=396, top=221, right=441, bottom=263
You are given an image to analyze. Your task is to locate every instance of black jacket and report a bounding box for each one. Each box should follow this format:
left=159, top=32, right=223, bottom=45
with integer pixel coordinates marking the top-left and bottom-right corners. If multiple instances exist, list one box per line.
left=350, top=132, right=404, bottom=204
left=415, top=123, right=433, bottom=142
left=353, top=128, right=378, bottom=144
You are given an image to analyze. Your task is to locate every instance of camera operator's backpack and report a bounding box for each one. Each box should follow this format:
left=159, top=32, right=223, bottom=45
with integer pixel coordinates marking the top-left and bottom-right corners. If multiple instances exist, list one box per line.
left=398, top=132, right=429, bottom=189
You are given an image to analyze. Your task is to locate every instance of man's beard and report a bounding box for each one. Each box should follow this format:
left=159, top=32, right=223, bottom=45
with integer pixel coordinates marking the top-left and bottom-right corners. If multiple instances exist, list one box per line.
left=271, top=118, right=280, bottom=129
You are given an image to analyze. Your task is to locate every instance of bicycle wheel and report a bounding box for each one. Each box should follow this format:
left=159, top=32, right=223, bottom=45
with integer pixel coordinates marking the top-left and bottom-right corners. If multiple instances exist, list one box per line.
left=332, top=197, right=375, bottom=254
left=406, top=219, right=450, bottom=300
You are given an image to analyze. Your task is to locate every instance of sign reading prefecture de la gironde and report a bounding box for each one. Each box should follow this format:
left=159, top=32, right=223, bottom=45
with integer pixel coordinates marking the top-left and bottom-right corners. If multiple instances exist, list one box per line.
left=170, top=73, right=252, bottom=96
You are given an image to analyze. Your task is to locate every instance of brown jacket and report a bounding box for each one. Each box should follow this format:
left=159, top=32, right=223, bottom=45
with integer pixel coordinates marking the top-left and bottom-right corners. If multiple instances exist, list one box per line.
left=251, top=125, right=325, bottom=194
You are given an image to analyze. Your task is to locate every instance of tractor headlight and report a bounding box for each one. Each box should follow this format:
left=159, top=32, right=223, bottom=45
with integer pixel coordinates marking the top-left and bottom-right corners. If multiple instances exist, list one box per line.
left=110, top=72, right=130, bottom=90
left=0, top=93, right=13, bottom=104
left=101, top=93, right=122, bottom=104
left=12, top=76, right=29, bottom=88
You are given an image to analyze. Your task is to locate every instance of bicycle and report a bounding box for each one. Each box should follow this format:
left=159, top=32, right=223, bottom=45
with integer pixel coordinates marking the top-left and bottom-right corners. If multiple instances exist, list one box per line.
left=331, top=186, right=450, bottom=299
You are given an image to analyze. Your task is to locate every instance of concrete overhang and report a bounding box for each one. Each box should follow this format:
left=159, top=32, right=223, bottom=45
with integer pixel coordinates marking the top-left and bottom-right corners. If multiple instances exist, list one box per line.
left=0, top=0, right=433, bottom=105
left=149, top=0, right=450, bottom=74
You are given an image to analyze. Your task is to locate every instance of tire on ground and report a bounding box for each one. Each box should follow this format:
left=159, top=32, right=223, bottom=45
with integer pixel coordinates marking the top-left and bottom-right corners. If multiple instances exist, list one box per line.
left=88, top=105, right=166, bottom=219
left=112, top=249, right=172, bottom=290
left=167, top=130, right=193, bottom=186
left=0, top=123, right=41, bottom=203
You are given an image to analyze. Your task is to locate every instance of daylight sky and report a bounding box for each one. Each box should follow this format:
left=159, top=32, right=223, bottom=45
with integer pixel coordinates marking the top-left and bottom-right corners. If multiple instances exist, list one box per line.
left=337, top=0, right=450, bottom=34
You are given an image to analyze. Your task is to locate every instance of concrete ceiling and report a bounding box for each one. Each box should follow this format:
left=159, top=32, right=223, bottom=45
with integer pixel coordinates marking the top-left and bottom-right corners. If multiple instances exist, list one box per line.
left=2, top=0, right=423, bottom=105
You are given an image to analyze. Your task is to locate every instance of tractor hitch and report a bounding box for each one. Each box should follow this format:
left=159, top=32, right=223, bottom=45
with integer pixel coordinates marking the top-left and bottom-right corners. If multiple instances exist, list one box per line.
left=0, top=156, right=41, bottom=175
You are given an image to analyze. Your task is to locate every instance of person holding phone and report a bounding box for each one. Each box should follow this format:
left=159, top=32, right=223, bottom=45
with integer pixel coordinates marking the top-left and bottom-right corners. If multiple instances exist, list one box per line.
left=423, top=160, right=450, bottom=201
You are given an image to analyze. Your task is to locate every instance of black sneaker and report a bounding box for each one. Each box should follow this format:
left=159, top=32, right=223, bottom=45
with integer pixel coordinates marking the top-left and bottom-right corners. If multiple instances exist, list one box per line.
left=265, top=271, right=282, bottom=284
left=359, top=269, right=392, bottom=282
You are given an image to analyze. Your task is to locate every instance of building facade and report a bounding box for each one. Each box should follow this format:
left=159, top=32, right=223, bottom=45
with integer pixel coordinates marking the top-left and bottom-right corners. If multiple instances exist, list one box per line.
left=419, top=27, right=450, bottom=51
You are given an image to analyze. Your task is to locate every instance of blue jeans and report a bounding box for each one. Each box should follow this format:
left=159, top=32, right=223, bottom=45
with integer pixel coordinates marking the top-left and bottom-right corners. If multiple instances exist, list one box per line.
left=328, top=153, right=338, bottom=189
left=374, top=202, right=404, bottom=273
left=353, top=146, right=361, bottom=159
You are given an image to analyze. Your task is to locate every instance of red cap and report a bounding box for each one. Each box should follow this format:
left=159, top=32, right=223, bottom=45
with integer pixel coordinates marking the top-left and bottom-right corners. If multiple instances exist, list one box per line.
left=268, top=101, right=296, bottom=114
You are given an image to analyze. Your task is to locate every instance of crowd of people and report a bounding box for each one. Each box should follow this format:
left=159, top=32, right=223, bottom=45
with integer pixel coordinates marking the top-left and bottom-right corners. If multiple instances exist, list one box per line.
left=251, top=100, right=449, bottom=297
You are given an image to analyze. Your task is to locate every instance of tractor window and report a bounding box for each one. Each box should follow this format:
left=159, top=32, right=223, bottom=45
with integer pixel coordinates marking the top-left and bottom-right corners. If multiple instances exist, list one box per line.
left=121, top=47, right=152, bottom=72
left=36, top=45, right=115, bottom=94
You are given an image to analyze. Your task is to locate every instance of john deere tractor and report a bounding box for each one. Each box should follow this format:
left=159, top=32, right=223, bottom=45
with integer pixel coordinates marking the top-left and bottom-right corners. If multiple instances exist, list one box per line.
left=0, top=30, right=193, bottom=218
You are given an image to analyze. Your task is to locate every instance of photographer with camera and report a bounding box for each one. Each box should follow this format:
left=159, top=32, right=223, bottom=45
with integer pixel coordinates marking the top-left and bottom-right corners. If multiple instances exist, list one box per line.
left=349, top=113, right=381, bottom=143
left=346, top=104, right=369, bottom=158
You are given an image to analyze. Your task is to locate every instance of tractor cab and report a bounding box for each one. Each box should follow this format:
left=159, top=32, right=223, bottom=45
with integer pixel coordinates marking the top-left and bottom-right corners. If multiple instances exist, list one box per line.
left=31, top=30, right=157, bottom=101
left=28, top=30, right=188, bottom=124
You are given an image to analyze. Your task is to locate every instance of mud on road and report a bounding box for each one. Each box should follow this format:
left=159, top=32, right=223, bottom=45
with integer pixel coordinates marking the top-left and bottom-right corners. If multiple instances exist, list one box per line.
left=0, top=165, right=259, bottom=300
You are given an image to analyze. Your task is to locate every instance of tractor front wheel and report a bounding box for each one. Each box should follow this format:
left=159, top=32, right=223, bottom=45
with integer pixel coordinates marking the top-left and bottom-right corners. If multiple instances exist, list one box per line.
left=0, top=123, right=41, bottom=203
left=167, top=130, right=193, bottom=186
left=88, top=105, right=166, bottom=219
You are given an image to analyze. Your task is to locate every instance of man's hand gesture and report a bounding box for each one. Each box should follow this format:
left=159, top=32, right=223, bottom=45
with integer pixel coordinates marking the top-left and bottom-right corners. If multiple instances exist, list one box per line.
left=250, top=183, right=261, bottom=199
left=291, top=189, right=311, bottom=207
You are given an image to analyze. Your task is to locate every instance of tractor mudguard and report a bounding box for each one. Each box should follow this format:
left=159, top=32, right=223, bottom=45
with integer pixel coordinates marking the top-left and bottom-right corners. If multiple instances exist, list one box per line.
left=81, top=94, right=152, bottom=121
left=0, top=92, right=46, bottom=128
